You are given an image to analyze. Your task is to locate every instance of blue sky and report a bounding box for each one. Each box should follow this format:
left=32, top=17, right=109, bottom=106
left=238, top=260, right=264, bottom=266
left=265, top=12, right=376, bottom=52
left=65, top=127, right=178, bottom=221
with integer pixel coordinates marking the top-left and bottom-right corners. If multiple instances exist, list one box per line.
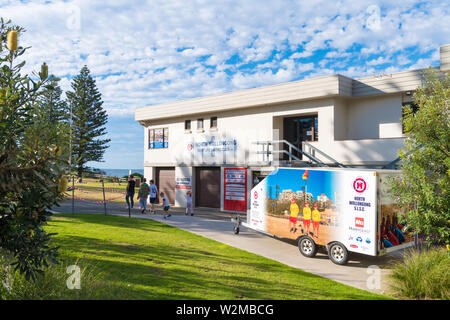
left=1, top=0, right=449, bottom=169
left=267, top=169, right=336, bottom=202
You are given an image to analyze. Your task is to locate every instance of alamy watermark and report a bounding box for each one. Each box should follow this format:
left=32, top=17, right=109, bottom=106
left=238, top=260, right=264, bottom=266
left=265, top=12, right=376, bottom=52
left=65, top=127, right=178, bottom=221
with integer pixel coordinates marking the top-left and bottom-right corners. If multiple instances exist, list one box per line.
left=66, top=265, right=81, bottom=290
left=366, top=265, right=381, bottom=290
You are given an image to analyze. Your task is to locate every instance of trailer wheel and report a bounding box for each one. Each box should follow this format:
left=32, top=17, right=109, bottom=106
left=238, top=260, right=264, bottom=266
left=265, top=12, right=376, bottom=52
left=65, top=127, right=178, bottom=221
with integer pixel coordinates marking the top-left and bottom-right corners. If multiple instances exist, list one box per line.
left=328, top=242, right=349, bottom=265
left=298, top=236, right=318, bottom=258
left=234, top=226, right=240, bottom=234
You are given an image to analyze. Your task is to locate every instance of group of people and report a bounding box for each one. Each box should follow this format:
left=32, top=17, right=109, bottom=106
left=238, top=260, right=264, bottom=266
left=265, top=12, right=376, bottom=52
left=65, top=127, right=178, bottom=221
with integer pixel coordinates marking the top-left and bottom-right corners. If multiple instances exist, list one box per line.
left=289, top=199, right=321, bottom=238
left=125, top=175, right=194, bottom=219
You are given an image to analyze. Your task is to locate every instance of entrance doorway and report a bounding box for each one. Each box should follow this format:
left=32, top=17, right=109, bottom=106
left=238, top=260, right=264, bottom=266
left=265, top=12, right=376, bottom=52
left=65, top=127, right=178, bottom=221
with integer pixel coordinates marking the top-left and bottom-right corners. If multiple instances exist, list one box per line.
left=195, top=167, right=221, bottom=208
left=283, top=115, right=318, bottom=160
left=155, top=167, right=175, bottom=205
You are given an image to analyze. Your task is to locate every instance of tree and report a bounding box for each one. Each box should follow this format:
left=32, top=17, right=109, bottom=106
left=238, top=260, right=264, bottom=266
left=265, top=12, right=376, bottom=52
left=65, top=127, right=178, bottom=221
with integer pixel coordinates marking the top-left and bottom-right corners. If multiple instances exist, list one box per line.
left=66, top=66, right=110, bottom=178
left=389, top=68, right=449, bottom=246
left=37, top=77, right=68, bottom=123
left=0, top=18, right=69, bottom=280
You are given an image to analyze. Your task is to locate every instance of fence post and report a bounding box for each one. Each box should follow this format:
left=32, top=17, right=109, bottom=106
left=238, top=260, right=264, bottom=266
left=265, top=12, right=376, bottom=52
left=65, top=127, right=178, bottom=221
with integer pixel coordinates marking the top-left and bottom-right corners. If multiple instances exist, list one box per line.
left=101, top=179, right=107, bottom=215
left=72, top=176, right=75, bottom=214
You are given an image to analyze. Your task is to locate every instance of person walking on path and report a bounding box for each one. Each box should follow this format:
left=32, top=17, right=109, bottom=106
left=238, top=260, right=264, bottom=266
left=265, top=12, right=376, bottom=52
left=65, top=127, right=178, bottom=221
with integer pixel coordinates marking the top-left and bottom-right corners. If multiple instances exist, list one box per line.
left=125, top=175, right=136, bottom=209
left=149, top=179, right=158, bottom=214
left=137, top=178, right=150, bottom=214
left=185, top=191, right=194, bottom=216
left=160, top=192, right=172, bottom=219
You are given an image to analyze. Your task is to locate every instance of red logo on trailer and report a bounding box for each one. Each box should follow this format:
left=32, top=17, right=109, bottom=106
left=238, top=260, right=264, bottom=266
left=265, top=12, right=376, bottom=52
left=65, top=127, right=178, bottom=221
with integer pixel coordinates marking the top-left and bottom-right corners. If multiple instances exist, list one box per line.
left=254, top=191, right=258, bottom=199
left=355, top=217, right=364, bottom=228
left=187, top=144, right=193, bottom=151
left=353, top=178, right=367, bottom=193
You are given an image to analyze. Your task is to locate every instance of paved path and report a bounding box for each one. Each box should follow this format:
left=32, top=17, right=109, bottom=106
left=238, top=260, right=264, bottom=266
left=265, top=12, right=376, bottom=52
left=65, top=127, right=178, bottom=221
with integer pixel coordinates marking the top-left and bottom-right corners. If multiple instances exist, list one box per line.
left=53, top=200, right=402, bottom=295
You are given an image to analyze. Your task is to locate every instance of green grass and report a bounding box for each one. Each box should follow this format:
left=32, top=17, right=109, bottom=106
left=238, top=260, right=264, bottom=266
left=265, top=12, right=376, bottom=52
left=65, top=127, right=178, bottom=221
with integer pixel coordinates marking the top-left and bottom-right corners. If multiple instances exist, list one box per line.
left=389, top=248, right=449, bottom=300
left=37, top=213, right=389, bottom=300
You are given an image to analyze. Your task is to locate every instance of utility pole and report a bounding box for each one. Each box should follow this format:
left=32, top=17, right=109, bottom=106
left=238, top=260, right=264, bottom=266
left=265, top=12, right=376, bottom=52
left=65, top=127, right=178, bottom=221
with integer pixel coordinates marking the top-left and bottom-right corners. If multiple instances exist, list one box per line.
left=69, top=98, right=73, bottom=175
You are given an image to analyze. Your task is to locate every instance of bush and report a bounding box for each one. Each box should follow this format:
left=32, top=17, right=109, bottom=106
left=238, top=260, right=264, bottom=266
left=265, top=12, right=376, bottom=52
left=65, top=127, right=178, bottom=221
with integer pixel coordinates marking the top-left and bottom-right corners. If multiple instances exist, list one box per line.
left=389, top=247, right=449, bottom=299
left=0, top=252, right=125, bottom=300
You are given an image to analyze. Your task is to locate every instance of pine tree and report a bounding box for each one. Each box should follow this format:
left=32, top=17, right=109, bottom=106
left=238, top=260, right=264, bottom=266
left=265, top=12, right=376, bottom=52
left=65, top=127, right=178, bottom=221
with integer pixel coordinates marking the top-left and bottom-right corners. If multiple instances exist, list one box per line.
left=66, top=66, right=110, bottom=178
left=37, top=77, right=68, bottom=123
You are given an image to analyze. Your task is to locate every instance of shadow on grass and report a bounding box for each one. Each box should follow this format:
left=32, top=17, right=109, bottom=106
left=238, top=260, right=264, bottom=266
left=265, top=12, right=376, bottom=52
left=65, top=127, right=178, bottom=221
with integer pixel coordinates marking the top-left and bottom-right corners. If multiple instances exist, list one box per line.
left=52, top=231, right=387, bottom=300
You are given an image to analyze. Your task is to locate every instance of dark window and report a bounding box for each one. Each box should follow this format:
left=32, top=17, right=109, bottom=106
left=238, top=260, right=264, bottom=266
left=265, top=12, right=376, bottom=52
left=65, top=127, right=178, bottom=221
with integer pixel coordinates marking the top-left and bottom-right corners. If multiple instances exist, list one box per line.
left=197, top=118, right=204, bottom=130
left=210, top=116, right=217, bottom=128
left=185, top=120, right=191, bottom=130
left=402, top=102, right=419, bottom=133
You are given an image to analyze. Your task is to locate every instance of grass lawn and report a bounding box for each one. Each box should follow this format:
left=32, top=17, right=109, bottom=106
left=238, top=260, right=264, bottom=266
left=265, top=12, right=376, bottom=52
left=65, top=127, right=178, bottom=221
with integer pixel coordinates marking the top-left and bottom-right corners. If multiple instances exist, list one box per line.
left=65, top=178, right=127, bottom=203
left=45, top=213, right=390, bottom=300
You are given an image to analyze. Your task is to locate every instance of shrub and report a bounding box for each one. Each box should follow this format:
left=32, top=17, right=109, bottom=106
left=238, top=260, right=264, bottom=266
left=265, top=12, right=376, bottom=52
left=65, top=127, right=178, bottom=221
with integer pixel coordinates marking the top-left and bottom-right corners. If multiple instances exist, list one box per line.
left=0, top=252, right=125, bottom=300
left=389, top=247, right=449, bottom=300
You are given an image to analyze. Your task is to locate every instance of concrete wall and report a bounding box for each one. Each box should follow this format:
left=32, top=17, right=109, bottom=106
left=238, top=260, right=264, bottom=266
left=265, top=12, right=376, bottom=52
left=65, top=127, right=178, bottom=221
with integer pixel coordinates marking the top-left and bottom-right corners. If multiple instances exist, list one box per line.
left=345, top=94, right=403, bottom=140
left=440, top=44, right=450, bottom=73
left=308, top=138, right=405, bottom=166
left=142, top=95, right=405, bottom=169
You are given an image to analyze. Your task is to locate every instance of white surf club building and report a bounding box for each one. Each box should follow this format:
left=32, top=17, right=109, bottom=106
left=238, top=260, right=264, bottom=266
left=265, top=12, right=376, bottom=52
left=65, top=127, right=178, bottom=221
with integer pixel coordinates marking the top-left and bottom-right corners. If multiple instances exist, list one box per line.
left=135, top=44, right=450, bottom=212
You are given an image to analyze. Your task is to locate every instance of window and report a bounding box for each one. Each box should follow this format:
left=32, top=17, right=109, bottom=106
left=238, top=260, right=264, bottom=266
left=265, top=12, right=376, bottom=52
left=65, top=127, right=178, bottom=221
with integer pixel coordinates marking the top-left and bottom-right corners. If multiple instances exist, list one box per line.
left=185, top=120, right=191, bottom=131
left=402, top=102, right=419, bottom=133
left=148, top=127, right=169, bottom=149
left=210, top=116, right=217, bottom=129
left=197, top=118, right=204, bottom=130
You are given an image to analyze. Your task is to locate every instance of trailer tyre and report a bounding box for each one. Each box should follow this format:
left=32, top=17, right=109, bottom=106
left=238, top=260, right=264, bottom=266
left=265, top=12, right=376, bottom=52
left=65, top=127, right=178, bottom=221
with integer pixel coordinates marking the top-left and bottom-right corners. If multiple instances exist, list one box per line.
left=328, top=242, right=349, bottom=265
left=298, top=236, right=318, bottom=258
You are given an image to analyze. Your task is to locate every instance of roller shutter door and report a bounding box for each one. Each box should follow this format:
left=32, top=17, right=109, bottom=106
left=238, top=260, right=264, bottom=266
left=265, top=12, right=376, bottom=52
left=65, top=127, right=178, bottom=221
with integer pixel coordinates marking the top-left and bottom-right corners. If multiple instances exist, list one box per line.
left=195, top=167, right=221, bottom=208
left=155, top=167, right=175, bottom=205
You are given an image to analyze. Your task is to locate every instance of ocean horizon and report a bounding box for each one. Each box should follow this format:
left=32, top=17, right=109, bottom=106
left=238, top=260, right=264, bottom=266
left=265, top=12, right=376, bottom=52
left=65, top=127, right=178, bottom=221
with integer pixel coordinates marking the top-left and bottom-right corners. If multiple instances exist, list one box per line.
left=94, top=168, right=144, bottom=177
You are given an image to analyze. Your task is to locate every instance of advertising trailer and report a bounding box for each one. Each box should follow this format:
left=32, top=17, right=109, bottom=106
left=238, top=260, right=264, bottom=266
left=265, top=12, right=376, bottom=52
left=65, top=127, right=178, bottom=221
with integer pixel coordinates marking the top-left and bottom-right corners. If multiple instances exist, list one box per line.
left=243, top=167, right=415, bottom=265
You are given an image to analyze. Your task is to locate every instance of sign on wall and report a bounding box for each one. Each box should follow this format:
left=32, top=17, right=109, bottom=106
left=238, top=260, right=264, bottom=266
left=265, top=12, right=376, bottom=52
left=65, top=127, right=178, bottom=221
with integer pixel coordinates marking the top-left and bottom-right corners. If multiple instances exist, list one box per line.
left=223, top=168, right=247, bottom=212
left=184, top=136, right=238, bottom=165
left=149, top=128, right=169, bottom=149
left=175, top=176, right=192, bottom=190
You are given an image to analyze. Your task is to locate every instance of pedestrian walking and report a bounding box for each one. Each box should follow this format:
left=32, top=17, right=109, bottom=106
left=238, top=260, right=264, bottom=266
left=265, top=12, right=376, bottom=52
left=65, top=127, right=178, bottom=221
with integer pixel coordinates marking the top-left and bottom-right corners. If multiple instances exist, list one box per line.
left=185, top=191, right=194, bottom=216
left=137, top=178, right=150, bottom=214
left=149, top=179, right=158, bottom=214
left=125, top=175, right=136, bottom=209
left=160, top=192, right=171, bottom=219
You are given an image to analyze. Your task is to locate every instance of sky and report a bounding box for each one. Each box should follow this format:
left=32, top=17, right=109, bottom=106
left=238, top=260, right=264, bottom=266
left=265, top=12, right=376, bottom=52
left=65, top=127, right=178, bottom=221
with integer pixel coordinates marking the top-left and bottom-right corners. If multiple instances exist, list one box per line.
left=267, top=168, right=336, bottom=202
left=0, top=0, right=449, bottom=169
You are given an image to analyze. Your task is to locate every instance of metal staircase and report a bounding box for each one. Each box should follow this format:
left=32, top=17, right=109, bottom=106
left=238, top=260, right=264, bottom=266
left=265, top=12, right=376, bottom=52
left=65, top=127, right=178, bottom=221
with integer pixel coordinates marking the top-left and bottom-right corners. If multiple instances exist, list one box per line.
left=252, top=140, right=347, bottom=168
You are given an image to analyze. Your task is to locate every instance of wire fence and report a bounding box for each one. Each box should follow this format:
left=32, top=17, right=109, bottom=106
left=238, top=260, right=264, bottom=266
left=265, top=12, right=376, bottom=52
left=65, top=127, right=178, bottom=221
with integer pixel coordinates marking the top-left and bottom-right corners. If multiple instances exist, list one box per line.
left=66, top=176, right=134, bottom=217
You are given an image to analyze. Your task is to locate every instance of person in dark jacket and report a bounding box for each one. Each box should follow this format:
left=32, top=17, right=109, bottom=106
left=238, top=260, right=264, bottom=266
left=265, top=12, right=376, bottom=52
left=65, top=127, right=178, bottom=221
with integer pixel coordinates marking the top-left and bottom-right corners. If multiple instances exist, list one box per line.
left=125, top=175, right=136, bottom=209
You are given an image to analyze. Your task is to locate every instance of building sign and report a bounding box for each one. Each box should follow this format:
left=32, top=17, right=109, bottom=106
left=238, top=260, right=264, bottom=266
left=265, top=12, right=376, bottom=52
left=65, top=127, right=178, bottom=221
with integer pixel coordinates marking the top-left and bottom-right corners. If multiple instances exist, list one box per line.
left=188, top=138, right=237, bottom=154
left=184, top=136, right=238, bottom=165
left=175, top=177, right=192, bottom=190
left=223, top=168, right=247, bottom=212
left=149, top=128, right=168, bottom=149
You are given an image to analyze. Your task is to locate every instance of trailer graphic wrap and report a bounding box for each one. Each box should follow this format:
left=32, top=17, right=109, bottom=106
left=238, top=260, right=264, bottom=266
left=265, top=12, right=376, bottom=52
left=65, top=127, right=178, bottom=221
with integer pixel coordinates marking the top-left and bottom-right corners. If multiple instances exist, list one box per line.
left=249, top=168, right=378, bottom=256
left=249, top=178, right=267, bottom=232
left=336, top=171, right=377, bottom=256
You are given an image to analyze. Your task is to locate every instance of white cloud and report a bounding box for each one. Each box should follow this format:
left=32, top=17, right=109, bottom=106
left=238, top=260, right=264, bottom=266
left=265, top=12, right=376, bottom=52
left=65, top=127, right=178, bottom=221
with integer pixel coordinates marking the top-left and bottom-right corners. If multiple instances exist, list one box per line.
left=0, top=0, right=447, bottom=117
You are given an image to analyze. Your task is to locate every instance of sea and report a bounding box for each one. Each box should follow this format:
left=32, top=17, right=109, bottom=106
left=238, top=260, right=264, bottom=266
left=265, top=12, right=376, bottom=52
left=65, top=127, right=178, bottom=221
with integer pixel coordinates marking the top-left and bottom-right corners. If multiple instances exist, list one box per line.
left=94, top=168, right=144, bottom=177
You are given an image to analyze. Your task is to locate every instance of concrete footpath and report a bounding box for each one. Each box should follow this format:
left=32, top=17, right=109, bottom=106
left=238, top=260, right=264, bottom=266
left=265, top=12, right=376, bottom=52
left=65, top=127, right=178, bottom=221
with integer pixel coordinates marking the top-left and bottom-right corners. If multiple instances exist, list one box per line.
left=53, top=200, right=402, bottom=295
